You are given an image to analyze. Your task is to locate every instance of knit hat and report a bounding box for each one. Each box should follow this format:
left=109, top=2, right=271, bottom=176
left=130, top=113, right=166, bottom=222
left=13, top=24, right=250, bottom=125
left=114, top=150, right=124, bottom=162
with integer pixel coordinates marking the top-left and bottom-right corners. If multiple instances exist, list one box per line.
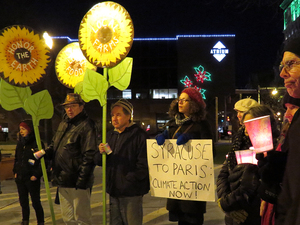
left=19, top=120, right=33, bottom=133
left=181, top=88, right=206, bottom=108
left=111, top=98, right=133, bottom=115
left=283, top=37, right=300, bottom=57
left=234, top=98, right=259, bottom=112
left=283, top=92, right=300, bottom=109
left=61, top=93, right=85, bottom=106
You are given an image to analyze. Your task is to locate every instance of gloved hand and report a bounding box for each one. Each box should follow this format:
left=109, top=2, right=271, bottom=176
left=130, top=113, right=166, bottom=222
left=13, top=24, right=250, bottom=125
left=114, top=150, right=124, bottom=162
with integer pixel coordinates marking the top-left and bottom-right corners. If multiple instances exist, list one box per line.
left=155, top=130, right=169, bottom=145
left=217, top=198, right=248, bottom=223
left=229, top=210, right=248, bottom=223
left=176, top=133, right=193, bottom=145
left=33, top=149, right=46, bottom=159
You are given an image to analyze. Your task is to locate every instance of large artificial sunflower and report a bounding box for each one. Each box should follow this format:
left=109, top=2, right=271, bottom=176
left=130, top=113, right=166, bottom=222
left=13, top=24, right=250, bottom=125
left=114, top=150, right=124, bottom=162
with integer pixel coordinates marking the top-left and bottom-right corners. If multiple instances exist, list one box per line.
left=79, top=1, right=134, bottom=68
left=0, top=25, right=50, bottom=87
left=55, top=42, right=97, bottom=89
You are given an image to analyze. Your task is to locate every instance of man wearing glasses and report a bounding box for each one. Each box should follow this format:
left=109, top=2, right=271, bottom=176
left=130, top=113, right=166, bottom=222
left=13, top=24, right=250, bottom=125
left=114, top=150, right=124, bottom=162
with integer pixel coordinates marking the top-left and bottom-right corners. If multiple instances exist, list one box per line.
left=276, top=38, right=300, bottom=225
left=34, top=93, right=97, bottom=225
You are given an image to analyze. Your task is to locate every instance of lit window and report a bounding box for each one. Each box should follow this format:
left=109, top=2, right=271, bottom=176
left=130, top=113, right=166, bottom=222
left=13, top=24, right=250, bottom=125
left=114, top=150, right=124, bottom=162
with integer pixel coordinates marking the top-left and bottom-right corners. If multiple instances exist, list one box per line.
left=122, top=89, right=132, bottom=99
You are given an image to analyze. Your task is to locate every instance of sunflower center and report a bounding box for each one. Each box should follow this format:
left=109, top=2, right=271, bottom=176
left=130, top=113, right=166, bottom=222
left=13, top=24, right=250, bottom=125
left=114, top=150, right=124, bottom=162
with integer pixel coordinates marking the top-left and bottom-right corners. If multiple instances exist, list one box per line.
left=97, top=26, right=113, bottom=44
left=14, top=48, right=31, bottom=64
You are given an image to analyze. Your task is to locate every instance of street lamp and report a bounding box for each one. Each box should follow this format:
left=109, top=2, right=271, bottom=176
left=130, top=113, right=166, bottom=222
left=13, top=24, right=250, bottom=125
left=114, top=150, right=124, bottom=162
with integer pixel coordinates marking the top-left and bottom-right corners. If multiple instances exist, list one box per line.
left=43, top=32, right=53, bottom=49
left=272, top=88, right=278, bottom=95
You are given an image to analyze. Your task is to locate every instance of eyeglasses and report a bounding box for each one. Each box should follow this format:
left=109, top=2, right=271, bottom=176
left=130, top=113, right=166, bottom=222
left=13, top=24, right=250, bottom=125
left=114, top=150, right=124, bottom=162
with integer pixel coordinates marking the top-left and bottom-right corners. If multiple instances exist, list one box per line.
left=64, top=104, right=78, bottom=109
left=279, top=60, right=300, bottom=72
left=177, top=98, right=190, bottom=104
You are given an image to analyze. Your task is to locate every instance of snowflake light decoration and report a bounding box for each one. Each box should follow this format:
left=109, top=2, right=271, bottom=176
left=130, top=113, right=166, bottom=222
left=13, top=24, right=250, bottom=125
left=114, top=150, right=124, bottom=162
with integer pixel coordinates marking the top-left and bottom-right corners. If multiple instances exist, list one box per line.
left=180, top=75, right=193, bottom=87
left=180, top=65, right=212, bottom=100
left=194, top=65, right=211, bottom=83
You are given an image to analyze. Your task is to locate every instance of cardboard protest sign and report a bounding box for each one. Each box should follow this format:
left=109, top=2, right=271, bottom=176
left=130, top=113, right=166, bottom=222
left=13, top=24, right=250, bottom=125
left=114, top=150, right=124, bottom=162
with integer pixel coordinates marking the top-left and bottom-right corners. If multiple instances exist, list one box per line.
left=147, top=139, right=215, bottom=202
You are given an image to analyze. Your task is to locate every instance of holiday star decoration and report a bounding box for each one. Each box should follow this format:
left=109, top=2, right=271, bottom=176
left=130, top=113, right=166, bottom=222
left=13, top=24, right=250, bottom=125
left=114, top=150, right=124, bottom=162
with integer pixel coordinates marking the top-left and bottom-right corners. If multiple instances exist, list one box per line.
left=180, top=65, right=212, bottom=99
left=180, top=75, right=193, bottom=87
left=194, top=65, right=211, bottom=83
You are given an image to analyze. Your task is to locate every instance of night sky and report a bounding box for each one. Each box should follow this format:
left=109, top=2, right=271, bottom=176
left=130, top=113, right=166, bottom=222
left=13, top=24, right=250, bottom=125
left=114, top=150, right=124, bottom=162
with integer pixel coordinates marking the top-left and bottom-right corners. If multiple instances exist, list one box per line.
left=0, top=0, right=285, bottom=88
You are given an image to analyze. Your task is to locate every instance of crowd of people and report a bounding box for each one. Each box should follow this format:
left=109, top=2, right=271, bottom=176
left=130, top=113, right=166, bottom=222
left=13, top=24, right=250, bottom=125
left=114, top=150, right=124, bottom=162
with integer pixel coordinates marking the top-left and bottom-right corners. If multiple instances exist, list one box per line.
left=7, top=36, right=300, bottom=225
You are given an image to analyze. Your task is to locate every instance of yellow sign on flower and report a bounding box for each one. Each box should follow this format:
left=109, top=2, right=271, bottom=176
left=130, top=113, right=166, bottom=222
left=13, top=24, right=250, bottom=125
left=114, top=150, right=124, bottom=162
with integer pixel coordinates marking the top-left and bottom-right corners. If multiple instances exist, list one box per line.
left=79, top=1, right=134, bottom=68
left=55, top=42, right=97, bottom=89
left=0, top=25, right=50, bottom=87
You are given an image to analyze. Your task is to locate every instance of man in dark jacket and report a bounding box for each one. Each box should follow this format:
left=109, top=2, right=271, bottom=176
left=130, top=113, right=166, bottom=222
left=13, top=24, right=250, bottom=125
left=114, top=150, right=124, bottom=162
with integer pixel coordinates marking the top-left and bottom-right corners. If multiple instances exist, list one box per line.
left=35, top=93, right=97, bottom=225
left=276, top=37, right=300, bottom=225
left=95, top=98, right=149, bottom=225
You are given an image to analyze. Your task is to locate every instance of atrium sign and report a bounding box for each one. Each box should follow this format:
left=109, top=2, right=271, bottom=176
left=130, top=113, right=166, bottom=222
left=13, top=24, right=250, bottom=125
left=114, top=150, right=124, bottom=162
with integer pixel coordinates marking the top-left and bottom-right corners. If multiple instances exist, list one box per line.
left=210, top=41, right=229, bottom=62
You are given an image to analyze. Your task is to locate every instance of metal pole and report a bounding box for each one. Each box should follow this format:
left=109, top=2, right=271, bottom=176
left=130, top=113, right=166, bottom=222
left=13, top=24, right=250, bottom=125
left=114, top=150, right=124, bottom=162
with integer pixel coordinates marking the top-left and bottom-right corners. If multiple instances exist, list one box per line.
left=258, top=85, right=261, bottom=104
left=215, top=97, right=218, bottom=141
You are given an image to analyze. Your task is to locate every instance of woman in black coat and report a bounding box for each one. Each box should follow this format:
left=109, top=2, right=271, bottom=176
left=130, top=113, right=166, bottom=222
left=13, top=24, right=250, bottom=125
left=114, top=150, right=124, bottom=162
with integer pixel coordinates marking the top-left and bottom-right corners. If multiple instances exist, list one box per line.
left=217, top=105, right=280, bottom=225
left=156, top=87, right=213, bottom=225
left=13, top=120, right=44, bottom=225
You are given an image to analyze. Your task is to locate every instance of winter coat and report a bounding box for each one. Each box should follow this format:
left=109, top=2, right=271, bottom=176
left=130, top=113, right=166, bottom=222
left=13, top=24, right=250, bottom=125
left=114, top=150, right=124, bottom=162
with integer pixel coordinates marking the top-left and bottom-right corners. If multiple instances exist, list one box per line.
left=217, top=161, right=261, bottom=225
left=276, top=109, right=300, bottom=225
left=217, top=126, right=261, bottom=225
left=165, top=118, right=213, bottom=216
left=95, top=123, right=150, bottom=197
left=46, top=111, right=97, bottom=189
left=13, top=133, right=44, bottom=181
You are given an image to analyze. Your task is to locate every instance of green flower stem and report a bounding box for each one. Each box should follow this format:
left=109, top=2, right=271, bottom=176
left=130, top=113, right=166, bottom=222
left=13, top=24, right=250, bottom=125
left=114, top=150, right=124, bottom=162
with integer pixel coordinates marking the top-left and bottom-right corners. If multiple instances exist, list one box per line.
left=102, top=67, right=108, bottom=224
left=33, top=125, right=56, bottom=225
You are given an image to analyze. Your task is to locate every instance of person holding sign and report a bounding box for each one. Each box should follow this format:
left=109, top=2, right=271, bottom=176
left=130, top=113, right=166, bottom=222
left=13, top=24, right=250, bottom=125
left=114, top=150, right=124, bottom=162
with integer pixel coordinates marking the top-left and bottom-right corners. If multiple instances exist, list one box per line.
left=95, top=99, right=149, bottom=225
left=156, top=87, right=213, bottom=225
left=13, top=120, right=44, bottom=225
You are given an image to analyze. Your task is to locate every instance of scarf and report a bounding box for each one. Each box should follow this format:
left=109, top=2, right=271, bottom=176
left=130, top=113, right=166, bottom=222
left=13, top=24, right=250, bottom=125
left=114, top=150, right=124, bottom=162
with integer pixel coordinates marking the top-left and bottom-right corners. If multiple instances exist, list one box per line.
left=175, top=114, right=191, bottom=126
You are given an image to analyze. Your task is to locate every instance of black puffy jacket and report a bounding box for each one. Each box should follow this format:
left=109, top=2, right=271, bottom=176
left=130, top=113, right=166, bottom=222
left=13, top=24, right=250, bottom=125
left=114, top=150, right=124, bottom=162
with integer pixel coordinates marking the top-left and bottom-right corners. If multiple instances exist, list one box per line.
left=13, top=133, right=44, bottom=181
left=217, top=162, right=261, bottom=225
left=46, top=111, right=97, bottom=189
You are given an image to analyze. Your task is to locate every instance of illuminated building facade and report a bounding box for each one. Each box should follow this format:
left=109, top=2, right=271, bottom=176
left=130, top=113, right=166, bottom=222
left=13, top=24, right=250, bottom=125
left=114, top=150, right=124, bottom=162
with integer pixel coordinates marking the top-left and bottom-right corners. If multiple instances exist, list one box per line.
left=281, top=0, right=300, bottom=39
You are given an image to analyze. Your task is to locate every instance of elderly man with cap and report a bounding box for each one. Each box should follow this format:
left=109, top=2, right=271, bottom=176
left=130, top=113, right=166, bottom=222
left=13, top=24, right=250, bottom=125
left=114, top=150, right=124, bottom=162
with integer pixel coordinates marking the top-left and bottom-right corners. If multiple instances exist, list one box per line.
left=95, top=98, right=149, bottom=225
left=274, top=37, right=300, bottom=225
left=34, top=93, right=97, bottom=225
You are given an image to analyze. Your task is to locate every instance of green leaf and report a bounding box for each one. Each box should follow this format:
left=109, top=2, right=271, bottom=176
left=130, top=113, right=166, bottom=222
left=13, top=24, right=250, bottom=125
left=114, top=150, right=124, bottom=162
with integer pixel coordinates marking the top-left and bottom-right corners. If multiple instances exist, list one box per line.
left=108, top=57, right=133, bottom=91
left=83, top=69, right=108, bottom=106
left=0, top=79, right=32, bottom=111
left=24, top=90, right=54, bottom=127
left=74, top=81, right=90, bottom=103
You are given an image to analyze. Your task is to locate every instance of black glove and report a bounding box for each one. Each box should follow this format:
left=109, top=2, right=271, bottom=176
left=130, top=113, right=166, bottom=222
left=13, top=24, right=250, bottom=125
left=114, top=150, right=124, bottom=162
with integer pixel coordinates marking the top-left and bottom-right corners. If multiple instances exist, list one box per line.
left=228, top=210, right=248, bottom=224
left=155, top=130, right=169, bottom=145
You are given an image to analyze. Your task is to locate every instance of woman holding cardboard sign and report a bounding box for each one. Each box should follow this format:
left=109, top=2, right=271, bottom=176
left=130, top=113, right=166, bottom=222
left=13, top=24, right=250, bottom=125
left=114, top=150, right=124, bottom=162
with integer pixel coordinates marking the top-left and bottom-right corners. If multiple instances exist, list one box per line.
left=156, top=87, right=213, bottom=225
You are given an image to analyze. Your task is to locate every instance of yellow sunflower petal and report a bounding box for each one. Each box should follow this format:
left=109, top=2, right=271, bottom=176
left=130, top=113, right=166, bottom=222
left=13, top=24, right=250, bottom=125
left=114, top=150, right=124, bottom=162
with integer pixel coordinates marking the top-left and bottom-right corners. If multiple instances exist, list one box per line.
left=79, top=1, right=134, bottom=68
left=55, top=42, right=97, bottom=89
left=0, top=25, right=50, bottom=87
